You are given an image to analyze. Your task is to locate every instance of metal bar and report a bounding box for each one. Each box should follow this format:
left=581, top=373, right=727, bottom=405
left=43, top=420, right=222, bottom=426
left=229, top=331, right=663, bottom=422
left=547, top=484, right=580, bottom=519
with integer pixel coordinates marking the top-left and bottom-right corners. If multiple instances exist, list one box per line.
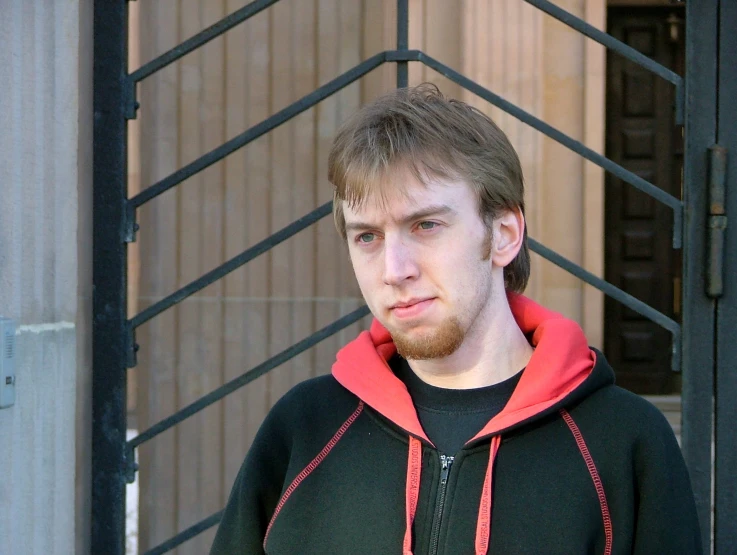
left=529, top=238, right=681, bottom=371
left=129, top=0, right=281, bottom=83
left=129, top=305, right=370, bottom=450
left=131, top=202, right=332, bottom=329
left=144, top=511, right=224, bottom=555
left=524, top=1, right=684, bottom=124
left=91, top=1, right=128, bottom=553
left=386, top=50, right=422, bottom=63
left=396, top=0, right=409, bottom=87
left=715, top=0, right=737, bottom=550
left=529, top=239, right=680, bottom=336
left=682, top=0, right=718, bottom=550
left=130, top=52, right=387, bottom=209
left=416, top=51, right=684, bottom=249
left=523, top=0, right=682, bottom=86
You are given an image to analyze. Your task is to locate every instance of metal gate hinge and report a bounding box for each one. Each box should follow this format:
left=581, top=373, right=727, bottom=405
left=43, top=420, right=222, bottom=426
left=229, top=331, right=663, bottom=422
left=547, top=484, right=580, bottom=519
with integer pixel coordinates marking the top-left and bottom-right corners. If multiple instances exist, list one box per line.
left=123, top=200, right=139, bottom=243
left=124, top=443, right=139, bottom=484
left=675, top=81, right=684, bottom=126
left=122, top=76, right=140, bottom=120
left=706, top=145, right=728, bottom=298
left=124, top=323, right=139, bottom=369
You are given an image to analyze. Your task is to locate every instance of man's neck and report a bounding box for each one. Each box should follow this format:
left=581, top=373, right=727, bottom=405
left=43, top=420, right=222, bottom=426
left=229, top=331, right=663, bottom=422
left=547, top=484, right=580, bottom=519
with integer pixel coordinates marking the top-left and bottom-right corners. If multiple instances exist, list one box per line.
left=405, top=299, right=534, bottom=390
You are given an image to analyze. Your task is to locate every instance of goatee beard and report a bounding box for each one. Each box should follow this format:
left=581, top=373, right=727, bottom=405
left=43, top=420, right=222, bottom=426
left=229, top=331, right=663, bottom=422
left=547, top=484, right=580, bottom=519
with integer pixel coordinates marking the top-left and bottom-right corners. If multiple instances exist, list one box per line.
left=391, top=317, right=465, bottom=360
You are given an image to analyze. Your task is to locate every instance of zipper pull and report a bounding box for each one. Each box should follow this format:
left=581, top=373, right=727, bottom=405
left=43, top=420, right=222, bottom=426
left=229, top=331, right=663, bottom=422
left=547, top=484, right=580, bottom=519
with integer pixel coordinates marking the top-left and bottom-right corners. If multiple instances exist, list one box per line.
left=439, top=455, right=454, bottom=485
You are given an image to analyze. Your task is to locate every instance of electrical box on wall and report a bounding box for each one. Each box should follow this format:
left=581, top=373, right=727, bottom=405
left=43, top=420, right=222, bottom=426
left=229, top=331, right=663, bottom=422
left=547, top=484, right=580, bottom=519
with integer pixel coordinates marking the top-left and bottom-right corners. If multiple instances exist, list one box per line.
left=0, top=318, right=16, bottom=409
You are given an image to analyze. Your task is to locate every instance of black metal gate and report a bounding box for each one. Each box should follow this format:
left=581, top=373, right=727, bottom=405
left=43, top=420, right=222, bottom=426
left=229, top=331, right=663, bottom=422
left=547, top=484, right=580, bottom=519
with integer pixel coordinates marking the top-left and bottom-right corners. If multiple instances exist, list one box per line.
left=92, top=0, right=736, bottom=553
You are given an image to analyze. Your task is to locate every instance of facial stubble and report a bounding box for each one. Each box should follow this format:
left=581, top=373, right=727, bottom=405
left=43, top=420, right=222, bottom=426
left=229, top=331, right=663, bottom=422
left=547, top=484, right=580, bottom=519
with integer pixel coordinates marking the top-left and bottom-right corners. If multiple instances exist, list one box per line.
left=392, top=316, right=465, bottom=360
left=391, top=227, right=493, bottom=360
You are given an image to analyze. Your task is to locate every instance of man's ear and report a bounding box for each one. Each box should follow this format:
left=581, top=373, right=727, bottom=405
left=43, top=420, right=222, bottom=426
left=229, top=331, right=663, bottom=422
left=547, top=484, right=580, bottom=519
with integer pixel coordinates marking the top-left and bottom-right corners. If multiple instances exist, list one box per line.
left=492, top=208, right=525, bottom=268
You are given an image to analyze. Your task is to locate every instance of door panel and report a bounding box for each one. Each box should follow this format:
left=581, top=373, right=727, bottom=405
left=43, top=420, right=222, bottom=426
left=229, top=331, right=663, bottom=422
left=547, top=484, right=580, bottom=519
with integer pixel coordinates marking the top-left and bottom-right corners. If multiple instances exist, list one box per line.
left=604, top=7, right=685, bottom=394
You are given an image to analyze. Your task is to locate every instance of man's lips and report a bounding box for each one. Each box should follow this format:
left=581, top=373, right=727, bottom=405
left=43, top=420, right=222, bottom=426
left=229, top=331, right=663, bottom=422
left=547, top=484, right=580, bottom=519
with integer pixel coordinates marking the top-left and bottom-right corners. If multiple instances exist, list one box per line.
left=389, top=298, right=436, bottom=319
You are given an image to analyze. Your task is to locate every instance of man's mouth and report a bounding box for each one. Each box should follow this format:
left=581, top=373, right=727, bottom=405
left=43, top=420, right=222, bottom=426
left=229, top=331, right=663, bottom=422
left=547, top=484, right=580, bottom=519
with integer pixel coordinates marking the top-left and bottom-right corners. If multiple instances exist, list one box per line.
left=389, top=298, right=436, bottom=319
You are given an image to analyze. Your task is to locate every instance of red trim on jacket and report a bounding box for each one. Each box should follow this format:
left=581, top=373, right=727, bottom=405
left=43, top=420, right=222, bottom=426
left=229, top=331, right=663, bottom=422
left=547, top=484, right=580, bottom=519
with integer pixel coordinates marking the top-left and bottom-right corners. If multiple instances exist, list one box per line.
left=469, top=293, right=596, bottom=440
left=475, top=435, right=501, bottom=554
left=263, top=401, right=365, bottom=549
left=332, top=321, right=432, bottom=444
left=561, top=409, right=613, bottom=555
left=332, top=294, right=595, bottom=443
left=403, top=437, right=423, bottom=555
left=330, top=293, right=601, bottom=554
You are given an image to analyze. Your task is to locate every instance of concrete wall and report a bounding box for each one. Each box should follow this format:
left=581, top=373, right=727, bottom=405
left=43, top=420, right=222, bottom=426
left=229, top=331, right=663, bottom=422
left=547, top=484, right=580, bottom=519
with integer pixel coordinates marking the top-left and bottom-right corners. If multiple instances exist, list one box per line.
left=0, top=0, right=93, bottom=554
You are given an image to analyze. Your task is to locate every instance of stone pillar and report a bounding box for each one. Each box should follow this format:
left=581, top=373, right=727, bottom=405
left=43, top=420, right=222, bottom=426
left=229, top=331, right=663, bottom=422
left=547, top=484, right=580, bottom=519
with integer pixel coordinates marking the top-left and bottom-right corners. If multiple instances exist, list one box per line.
left=0, top=0, right=93, bottom=553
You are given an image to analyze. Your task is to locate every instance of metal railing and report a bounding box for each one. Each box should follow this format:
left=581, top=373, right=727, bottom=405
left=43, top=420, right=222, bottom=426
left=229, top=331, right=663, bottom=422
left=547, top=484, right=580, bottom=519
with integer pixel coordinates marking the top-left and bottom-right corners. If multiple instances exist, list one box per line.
left=91, top=0, right=720, bottom=553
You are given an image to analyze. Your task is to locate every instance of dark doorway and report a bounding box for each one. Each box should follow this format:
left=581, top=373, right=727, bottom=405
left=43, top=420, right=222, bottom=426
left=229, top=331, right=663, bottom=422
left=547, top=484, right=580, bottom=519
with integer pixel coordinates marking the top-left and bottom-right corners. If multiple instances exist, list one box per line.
left=604, top=6, right=685, bottom=394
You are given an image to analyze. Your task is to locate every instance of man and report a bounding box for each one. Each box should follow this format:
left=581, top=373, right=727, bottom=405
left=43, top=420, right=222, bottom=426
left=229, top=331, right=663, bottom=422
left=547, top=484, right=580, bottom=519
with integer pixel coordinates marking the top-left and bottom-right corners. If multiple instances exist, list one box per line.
left=211, top=84, right=701, bottom=554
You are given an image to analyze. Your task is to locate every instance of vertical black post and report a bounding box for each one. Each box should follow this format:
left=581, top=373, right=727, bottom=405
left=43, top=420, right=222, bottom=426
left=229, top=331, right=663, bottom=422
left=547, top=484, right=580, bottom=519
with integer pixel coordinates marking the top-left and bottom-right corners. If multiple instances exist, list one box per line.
left=92, top=1, right=129, bottom=554
left=682, top=0, right=718, bottom=552
left=715, top=0, right=737, bottom=551
left=397, top=0, right=408, bottom=88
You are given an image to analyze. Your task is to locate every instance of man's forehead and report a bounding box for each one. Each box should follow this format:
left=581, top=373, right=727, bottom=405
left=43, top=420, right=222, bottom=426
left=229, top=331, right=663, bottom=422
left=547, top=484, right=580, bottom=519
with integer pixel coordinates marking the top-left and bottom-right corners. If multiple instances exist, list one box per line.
left=351, top=170, right=464, bottom=204
left=342, top=186, right=418, bottom=217
left=341, top=180, right=467, bottom=228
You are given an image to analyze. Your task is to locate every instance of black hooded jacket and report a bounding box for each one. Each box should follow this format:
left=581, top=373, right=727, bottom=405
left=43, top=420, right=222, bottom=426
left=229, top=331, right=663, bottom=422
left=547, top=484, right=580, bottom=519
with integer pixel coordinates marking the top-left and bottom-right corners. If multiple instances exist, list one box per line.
left=210, top=294, right=701, bottom=554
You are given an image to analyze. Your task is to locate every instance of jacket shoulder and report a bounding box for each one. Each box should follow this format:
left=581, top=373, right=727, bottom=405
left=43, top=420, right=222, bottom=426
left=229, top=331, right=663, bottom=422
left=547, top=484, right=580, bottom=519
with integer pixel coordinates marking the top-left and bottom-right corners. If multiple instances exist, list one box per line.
left=572, top=385, right=679, bottom=442
left=573, top=389, right=700, bottom=553
left=263, top=374, right=362, bottom=442
left=273, top=374, right=357, bottom=415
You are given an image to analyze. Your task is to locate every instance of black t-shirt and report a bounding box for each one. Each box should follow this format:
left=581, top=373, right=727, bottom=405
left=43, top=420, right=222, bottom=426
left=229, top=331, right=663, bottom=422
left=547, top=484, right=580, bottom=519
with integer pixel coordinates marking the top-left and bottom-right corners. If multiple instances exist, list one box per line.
left=391, top=355, right=523, bottom=456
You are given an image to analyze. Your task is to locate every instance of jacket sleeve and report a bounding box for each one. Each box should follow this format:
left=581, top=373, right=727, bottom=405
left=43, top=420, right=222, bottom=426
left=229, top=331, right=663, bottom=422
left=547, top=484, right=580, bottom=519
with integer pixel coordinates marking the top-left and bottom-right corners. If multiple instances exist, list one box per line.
left=632, top=403, right=703, bottom=554
left=210, top=401, right=291, bottom=555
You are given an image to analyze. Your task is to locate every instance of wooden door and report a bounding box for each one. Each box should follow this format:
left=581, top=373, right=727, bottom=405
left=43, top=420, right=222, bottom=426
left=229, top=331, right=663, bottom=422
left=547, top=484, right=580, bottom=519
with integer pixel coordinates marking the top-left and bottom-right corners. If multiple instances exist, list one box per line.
left=604, top=7, right=685, bottom=394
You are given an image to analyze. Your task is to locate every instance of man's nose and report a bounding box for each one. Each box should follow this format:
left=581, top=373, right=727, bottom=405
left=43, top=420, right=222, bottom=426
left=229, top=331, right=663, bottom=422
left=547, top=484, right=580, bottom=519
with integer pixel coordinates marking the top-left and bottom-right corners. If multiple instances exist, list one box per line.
left=382, top=236, right=419, bottom=286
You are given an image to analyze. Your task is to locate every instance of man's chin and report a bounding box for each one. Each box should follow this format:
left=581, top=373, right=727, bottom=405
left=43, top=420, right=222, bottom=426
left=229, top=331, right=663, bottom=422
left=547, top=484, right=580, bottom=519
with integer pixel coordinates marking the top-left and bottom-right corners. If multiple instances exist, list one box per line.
left=389, top=318, right=464, bottom=360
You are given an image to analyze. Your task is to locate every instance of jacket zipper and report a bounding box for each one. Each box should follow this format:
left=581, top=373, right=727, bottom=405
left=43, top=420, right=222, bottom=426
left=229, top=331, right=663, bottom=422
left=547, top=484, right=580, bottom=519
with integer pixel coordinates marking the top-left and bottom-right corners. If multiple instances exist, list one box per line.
left=428, top=454, right=454, bottom=555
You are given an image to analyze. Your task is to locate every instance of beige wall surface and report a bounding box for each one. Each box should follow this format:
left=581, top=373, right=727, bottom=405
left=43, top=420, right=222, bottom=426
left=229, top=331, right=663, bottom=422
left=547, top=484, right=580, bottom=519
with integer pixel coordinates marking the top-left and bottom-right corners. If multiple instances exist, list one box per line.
left=410, top=0, right=605, bottom=344
left=132, top=1, right=387, bottom=551
left=462, top=0, right=605, bottom=347
left=129, top=1, right=606, bottom=551
left=540, top=0, right=605, bottom=347
left=0, top=0, right=92, bottom=554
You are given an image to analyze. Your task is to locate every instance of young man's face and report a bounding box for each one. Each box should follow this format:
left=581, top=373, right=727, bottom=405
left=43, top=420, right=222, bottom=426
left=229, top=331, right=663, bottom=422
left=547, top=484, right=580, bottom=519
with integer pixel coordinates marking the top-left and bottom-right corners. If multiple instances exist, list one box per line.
left=343, top=170, right=502, bottom=360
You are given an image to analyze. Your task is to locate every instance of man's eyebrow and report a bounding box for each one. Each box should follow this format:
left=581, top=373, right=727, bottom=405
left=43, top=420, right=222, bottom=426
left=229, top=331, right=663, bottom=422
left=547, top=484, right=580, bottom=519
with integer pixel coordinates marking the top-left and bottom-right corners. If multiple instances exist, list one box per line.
left=401, top=204, right=455, bottom=223
left=344, top=204, right=455, bottom=233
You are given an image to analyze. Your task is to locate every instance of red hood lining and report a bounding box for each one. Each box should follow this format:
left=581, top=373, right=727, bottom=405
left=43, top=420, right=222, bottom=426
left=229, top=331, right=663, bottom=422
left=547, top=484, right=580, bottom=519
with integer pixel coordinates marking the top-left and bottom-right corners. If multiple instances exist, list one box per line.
left=332, top=293, right=595, bottom=443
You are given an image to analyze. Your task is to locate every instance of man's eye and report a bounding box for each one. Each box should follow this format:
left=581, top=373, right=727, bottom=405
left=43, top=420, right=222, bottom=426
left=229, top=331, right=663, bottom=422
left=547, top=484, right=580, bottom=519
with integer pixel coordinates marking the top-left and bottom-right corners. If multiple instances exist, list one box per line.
left=357, top=232, right=376, bottom=244
left=418, top=221, right=437, bottom=230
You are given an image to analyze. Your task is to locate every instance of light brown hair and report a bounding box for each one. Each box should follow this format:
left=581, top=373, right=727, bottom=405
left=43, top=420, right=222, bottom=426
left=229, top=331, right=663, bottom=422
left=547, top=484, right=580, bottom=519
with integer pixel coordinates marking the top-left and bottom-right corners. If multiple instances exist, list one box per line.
left=327, top=83, right=529, bottom=293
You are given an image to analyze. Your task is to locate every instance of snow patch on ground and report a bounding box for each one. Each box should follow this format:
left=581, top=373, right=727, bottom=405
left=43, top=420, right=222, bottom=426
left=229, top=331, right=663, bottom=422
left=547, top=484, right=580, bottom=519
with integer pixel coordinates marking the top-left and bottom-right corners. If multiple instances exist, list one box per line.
left=126, top=429, right=139, bottom=555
